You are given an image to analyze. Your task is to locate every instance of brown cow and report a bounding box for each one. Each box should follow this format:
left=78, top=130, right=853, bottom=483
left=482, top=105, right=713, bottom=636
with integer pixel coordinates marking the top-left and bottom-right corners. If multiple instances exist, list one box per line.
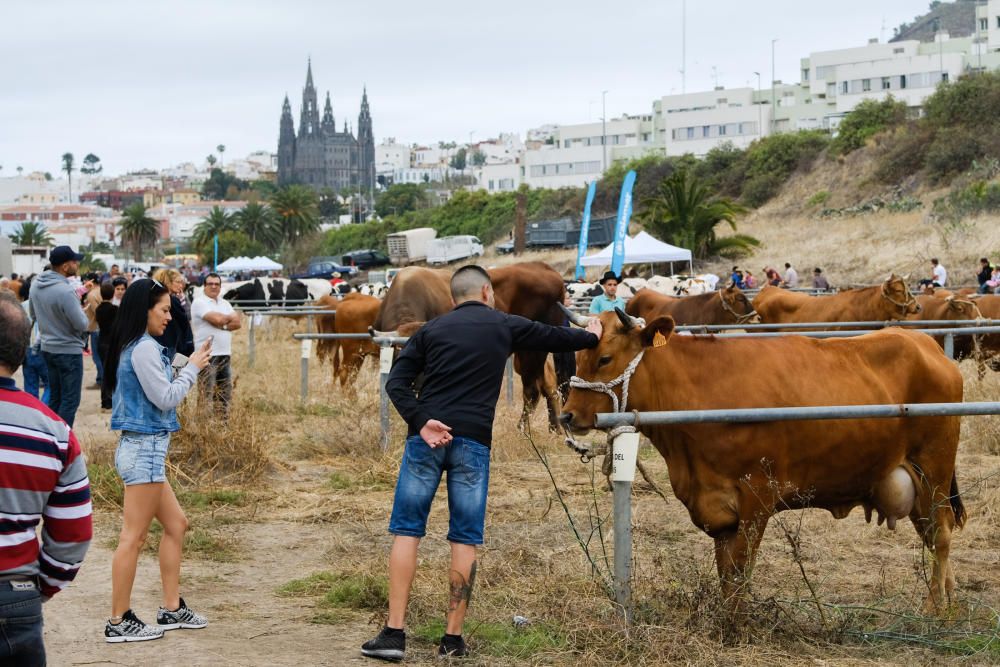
left=332, top=294, right=381, bottom=386
left=912, top=294, right=983, bottom=361
left=626, top=285, right=759, bottom=325
left=314, top=294, right=340, bottom=366
left=561, top=309, right=964, bottom=613
left=753, top=274, right=920, bottom=327
left=373, top=262, right=574, bottom=429
left=970, top=294, right=1000, bottom=372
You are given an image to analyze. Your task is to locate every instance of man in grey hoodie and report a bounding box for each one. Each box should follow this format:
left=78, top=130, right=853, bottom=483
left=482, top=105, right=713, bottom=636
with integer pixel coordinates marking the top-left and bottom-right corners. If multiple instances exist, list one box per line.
left=29, top=246, right=90, bottom=426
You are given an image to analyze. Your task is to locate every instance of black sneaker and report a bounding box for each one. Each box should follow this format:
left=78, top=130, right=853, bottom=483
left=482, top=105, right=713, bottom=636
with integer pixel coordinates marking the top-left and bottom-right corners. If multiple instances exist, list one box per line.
left=361, top=626, right=406, bottom=662
left=104, top=609, right=164, bottom=643
left=157, top=597, right=208, bottom=630
left=438, top=634, right=468, bottom=659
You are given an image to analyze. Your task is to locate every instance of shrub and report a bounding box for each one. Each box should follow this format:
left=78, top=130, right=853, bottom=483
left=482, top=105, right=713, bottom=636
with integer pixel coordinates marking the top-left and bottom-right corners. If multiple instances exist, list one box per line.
left=806, top=190, right=831, bottom=207
left=925, top=126, right=985, bottom=183
left=830, top=97, right=908, bottom=155
left=873, top=124, right=933, bottom=184
left=740, top=130, right=830, bottom=205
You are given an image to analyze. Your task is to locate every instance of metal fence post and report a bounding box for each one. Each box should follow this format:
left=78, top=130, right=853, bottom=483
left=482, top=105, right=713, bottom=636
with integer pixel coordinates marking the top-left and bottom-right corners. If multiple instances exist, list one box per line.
left=306, top=313, right=314, bottom=334
left=505, top=356, right=514, bottom=407
left=248, top=314, right=256, bottom=369
left=379, top=345, right=393, bottom=451
left=944, top=332, right=955, bottom=359
left=610, top=431, right=640, bottom=622
left=300, top=339, right=311, bottom=404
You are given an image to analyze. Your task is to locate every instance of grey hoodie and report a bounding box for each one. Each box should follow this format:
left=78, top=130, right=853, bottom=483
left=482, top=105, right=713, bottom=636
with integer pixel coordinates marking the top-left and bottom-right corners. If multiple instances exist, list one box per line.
left=29, top=270, right=89, bottom=354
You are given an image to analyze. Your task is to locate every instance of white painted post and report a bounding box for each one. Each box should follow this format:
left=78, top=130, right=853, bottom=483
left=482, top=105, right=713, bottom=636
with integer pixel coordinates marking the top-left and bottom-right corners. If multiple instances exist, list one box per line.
left=379, top=345, right=393, bottom=451
left=610, top=431, right=640, bottom=621
left=300, top=339, right=311, bottom=404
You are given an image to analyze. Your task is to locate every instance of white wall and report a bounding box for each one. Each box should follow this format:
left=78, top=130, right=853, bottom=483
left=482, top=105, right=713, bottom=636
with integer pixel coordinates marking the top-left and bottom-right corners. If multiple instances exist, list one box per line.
left=659, top=87, right=768, bottom=156
left=473, top=162, right=520, bottom=192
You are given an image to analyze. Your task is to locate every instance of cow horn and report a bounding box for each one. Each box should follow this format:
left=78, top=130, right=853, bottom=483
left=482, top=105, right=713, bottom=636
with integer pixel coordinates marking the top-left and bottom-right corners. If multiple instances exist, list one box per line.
left=368, top=326, right=399, bottom=338
left=615, top=307, right=645, bottom=331
left=557, top=302, right=591, bottom=328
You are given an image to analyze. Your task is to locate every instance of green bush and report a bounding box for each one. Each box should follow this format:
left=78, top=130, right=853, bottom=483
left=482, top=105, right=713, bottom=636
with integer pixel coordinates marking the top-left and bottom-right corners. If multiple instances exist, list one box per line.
left=932, top=180, right=1000, bottom=223
left=740, top=130, right=830, bottom=206
left=925, top=126, right=985, bottom=183
left=873, top=124, right=933, bottom=184
left=806, top=190, right=831, bottom=207
left=830, top=97, right=908, bottom=155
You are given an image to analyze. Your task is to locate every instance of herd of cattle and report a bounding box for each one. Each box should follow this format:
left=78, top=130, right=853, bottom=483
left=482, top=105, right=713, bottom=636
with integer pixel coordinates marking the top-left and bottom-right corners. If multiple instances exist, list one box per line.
left=215, top=264, right=999, bottom=611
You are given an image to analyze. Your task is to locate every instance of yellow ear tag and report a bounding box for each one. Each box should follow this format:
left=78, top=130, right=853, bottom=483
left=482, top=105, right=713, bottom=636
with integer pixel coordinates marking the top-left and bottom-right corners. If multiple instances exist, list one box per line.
left=653, top=331, right=667, bottom=348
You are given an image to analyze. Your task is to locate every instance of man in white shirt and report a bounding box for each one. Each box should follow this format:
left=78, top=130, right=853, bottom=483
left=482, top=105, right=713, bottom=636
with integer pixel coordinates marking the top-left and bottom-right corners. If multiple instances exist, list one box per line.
left=931, top=258, right=947, bottom=287
left=191, top=273, right=241, bottom=418
left=782, top=263, right=799, bottom=289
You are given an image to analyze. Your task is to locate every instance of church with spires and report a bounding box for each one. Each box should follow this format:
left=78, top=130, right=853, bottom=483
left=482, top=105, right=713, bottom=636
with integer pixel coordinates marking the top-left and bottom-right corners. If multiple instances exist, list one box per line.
left=277, top=60, right=375, bottom=194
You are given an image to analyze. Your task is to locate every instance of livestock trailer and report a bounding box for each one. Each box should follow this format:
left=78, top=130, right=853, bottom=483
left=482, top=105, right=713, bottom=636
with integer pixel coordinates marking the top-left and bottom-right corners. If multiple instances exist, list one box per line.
left=387, top=227, right=437, bottom=265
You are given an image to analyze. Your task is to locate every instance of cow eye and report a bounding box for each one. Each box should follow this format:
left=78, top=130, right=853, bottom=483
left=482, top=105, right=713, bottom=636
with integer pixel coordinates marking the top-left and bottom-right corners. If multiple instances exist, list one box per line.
left=598, top=355, right=612, bottom=367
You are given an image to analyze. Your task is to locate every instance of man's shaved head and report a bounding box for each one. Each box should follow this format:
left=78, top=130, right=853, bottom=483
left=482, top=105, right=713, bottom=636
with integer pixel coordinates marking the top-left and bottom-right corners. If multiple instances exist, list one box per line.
left=450, top=265, right=492, bottom=302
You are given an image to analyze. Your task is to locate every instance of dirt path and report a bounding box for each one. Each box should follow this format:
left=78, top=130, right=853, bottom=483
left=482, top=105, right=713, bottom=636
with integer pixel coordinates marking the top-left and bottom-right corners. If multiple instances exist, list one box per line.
left=38, top=362, right=442, bottom=667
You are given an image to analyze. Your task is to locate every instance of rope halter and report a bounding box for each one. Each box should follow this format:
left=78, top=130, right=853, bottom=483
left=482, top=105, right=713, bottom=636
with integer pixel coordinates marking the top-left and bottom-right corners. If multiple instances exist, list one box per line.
left=719, top=290, right=759, bottom=325
left=568, top=348, right=646, bottom=415
left=880, top=280, right=918, bottom=317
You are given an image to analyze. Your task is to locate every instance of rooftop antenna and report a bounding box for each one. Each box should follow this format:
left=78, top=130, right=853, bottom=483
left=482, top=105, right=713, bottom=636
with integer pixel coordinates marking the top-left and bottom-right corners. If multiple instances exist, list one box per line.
left=681, top=0, right=687, bottom=94
left=880, top=16, right=886, bottom=43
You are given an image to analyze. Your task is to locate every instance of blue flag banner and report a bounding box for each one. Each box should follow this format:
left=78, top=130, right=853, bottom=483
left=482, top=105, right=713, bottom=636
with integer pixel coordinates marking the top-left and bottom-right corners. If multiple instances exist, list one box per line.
left=610, top=169, right=637, bottom=278
left=575, top=181, right=598, bottom=280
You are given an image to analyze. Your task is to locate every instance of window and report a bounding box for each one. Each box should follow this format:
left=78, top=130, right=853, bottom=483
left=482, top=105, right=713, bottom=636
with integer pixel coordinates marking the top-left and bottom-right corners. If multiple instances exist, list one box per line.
left=862, top=78, right=871, bottom=92
left=996, top=16, right=1000, bottom=28
left=802, top=68, right=810, bottom=81
left=893, top=47, right=904, bottom=54
left=882, top=77, right=891, bottom=90
left=942, top=72, right=949, bottom=83
left=563, top=139, right=570, bottom=148
left=686, top=127, right=695, bottom=139
left=980, top=18, right=988, bottom=31
left=900, top=75, right=907, bottom=89
left=702, top=125, right=710, bottom=137
left=718, top=124, right=726, bottom=136
left=841, top=81, right=849, bottom=94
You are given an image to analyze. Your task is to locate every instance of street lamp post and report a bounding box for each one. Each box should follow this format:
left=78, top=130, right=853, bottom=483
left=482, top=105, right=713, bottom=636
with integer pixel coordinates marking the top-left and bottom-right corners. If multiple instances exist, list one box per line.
left=601, top=90, right=608, bottom=173
left=770, top=39, right=778, bottom=135
left=753, top=71, right=762, bottom=137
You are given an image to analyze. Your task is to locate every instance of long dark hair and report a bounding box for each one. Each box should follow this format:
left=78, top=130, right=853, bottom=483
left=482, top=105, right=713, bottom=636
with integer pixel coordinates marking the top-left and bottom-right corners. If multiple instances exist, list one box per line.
left=102, top=279, right=170, bottom=394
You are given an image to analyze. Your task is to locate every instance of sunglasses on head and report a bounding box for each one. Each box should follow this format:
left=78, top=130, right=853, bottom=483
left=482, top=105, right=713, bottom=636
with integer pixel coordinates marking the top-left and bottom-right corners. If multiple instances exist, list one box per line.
left=151, top=278, right=164, bottom=290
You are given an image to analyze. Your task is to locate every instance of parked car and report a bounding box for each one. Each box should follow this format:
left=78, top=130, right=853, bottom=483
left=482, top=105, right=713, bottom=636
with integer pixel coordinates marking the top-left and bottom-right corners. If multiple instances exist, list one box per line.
left=341, top=249, right=390, bottom=270
left=497, top=240, right=515, bottom=254
left=291, top=256, right=357, bottom=280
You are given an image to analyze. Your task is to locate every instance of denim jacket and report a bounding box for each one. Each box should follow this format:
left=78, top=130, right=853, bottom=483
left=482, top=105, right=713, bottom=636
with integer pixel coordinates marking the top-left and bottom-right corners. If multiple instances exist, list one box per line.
left=111, top=334, right=198, bottom=434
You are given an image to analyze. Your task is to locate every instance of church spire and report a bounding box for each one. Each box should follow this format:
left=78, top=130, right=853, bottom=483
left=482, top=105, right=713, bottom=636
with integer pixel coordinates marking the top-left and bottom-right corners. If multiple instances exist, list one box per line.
left=299, top=59, right=320, bottom=138
left=321, top=92, right=336, bottom=134
left=305, top=57, right=314, bottom=90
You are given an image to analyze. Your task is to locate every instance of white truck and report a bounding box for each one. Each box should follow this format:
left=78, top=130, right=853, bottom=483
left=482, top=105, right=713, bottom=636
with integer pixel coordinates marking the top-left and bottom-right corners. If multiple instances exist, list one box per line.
left=387, top=227, right=437, bottom=265
left=427, top=235, right=485, bottom=265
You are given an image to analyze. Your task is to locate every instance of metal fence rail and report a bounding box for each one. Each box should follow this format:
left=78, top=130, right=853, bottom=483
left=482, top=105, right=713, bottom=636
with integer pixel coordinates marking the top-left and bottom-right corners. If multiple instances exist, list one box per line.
left=592, top=400, right=1000, bottom=619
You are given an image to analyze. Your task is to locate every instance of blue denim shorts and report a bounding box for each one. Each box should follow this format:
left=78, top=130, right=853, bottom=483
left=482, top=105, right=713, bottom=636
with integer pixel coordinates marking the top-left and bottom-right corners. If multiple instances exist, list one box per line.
left=115, top=431, right=171, bottom=485
left=389, top=435, right=491, bottom=545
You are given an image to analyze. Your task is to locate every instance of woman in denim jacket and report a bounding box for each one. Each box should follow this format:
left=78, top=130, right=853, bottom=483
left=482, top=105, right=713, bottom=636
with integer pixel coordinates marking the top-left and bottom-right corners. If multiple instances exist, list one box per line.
left=99, top=279, right=212, bottom=642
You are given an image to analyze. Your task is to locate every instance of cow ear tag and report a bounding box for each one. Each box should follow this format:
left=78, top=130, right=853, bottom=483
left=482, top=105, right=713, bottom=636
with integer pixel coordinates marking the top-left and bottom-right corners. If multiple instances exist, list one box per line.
left=653, top=331, right=667, bottom=348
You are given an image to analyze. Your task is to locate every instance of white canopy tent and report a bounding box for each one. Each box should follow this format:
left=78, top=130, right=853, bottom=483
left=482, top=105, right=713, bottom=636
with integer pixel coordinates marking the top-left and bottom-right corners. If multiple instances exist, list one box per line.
left=249, top=256, right=283, bottom=271
left=215, top=256, right=283, bottom=272
left=580, top=231, right=692, bottom=270
left=215, top=256, right=250, bottom=271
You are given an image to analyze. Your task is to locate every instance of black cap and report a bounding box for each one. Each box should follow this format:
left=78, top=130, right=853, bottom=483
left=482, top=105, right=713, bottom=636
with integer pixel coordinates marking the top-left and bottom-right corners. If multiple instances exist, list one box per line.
left=49, top=246, right=84, bottom=266
left=599, top=270, right=620, bottom=285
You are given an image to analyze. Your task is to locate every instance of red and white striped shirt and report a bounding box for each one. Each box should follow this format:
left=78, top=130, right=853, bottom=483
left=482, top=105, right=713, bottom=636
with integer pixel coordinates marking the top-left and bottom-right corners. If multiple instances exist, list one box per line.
left=0, top=377, right=92, bottom=597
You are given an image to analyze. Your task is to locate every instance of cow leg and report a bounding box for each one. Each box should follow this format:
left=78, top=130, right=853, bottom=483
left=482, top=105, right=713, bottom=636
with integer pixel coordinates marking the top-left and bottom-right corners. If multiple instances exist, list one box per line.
left=713, top=514, right=767, bottom=622
left=514, top=352, right=545, bottom=430
left=909, top=480, right=958, bottom=612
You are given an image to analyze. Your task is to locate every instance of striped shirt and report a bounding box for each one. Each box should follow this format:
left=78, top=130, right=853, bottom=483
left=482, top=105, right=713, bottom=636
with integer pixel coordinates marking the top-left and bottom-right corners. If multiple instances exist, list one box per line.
left=0, top=376, right=92, bottom=597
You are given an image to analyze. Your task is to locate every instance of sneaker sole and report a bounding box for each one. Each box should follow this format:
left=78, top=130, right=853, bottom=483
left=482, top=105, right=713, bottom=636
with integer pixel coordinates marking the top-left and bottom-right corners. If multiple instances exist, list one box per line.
left=159, top=622, right=208, bottom=630
left=360, top=648, right=405, bottom=662
left=105, top=633, right=163, bottom=643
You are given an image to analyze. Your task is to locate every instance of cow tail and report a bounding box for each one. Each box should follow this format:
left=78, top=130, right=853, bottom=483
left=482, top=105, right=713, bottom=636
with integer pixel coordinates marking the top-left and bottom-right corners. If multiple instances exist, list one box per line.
left=332, top=340, right=341, bottom=377
left=950, top=472, right=967, bottom=529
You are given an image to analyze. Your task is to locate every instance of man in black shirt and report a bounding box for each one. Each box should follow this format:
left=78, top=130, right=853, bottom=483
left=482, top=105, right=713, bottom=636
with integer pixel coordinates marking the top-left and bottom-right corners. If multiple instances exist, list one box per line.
left=362, top=265, right=601, bottom=662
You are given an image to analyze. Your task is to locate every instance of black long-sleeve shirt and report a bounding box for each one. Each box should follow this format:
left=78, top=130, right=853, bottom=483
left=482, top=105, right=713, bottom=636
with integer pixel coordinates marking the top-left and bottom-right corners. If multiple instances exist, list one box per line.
left=386, top=301, right=598, bottom=447
left=154, top=294, right=195, bottom=357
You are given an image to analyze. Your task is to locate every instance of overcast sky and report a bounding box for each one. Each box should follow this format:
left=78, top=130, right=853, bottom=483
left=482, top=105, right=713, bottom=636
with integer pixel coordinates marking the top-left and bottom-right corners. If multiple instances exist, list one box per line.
left=1, top=0, right=930, bottom=175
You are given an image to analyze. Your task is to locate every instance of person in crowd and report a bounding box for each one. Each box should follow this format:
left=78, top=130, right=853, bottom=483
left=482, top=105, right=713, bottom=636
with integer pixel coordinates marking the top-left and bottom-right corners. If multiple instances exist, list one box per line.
left=29, top=246, right=90, bottom=426
left=743, top=270, right=757, bottom=289
left=151, top=269, right=194, bottom=362
left=101, top=279, right=212, bottom=643
left=0, top=290, right=93, bottom=665
left=83, top=272, right=105, bottom=389
left=191, top=273, right=241, bottom=418
left=8, top=274, right=23, bottom=301
left=730, top=266, right=744, bottom=288
left=361, top=266, right=601, bottom=662
left=111, top=276, right=128, bottom=305
left=987, top=265, right=1000, bottom=294
left=96, top=281, right=119, bottom=410
left=919, top=258, right=948, bottom=288
left=782, top=262, right=799, bottom=288
left=977, top=257, right=993, bottom=294
left=812, top=267, right=831, bottom=291
left=764, top=266, right=782, bottom=287
left=589, top=271, right=627, bottom=314
left=330, top=271, right=346, bottom=290
left=19, top=277, right=50, bottom=403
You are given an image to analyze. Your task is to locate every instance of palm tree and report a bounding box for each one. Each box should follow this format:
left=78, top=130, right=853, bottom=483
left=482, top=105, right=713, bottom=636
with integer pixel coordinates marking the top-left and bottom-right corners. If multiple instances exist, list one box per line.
left=61, top=152, right=75, bottom=201
left=216, top=144, right=226, bottom=168
left=16, top=166, right=23, bottom=176
left=119, top=202, right=160, bottom=261
left=206, top=154, right=217, bottom=169
left=192, top=205, right=238, bottom=248
left=270, top=185, right=320, bottom=243
left=237, top=201, right=280, bottom=249
left=11, top=222, right=52, bottom=247
left=636, top=169, right=758, bottom=260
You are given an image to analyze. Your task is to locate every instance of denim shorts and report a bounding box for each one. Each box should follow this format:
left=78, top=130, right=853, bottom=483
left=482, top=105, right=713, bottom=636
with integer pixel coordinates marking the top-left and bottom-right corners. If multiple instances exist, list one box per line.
left=115, top=431, right=171, bottom=485
left=389, top=435, right=491, bottom=545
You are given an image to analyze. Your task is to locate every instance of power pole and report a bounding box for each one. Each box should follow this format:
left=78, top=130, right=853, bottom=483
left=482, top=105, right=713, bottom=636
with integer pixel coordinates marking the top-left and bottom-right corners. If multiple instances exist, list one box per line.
left=514, top=186, right=527, bottom=255
left=771, top=38, right=778, bottom=135
left=602, top=90, right=608, bottom=173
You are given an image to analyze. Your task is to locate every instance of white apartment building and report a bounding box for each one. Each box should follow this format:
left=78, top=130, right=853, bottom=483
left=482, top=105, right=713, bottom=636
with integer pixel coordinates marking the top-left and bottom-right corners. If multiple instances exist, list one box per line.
left=472, top=162, right=520, bottom=193
left=376, top=139, right=411, bottom=180
left=147, top=200, right=247, bottom=240
left=657, top=87, right=768, bottom=156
